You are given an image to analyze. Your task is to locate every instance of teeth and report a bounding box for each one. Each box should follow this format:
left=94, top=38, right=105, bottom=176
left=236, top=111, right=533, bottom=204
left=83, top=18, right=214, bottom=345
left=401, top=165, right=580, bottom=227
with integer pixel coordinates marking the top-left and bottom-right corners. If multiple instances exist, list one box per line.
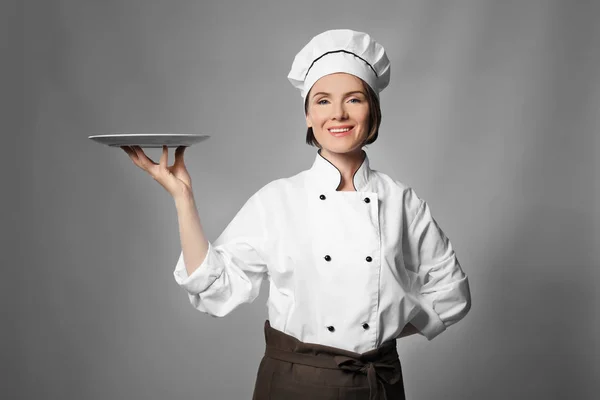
left=329, top=128, right=351, bottom=133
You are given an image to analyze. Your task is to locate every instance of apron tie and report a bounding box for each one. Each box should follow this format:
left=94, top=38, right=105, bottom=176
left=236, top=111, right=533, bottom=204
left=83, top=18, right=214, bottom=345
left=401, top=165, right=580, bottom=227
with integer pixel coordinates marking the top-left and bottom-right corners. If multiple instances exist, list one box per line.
left=334, top=355, right=400, bottom=400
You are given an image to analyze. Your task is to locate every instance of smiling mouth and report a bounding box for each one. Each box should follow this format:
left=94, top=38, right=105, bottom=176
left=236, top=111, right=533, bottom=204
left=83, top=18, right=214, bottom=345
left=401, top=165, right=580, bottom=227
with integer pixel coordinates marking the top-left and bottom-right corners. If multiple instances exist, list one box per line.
left=328, top=128, right=354, bottom=138
left=328, top=126, right=354, bottom=133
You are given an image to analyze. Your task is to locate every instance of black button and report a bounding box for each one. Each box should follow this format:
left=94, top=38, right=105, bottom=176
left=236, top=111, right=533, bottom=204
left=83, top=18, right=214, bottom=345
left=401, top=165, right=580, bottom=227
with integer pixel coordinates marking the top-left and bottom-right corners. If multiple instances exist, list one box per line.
left=324, top=255, right=331, bottom=261
left=366, top=256, right=372, bottom=262
left=327, top=326, right=335, bottom=332
left=364, top=197, right=370, bottom=203
left=319, top=194, right=326, bottom=200
left=362, top=323, right=370, bottom=330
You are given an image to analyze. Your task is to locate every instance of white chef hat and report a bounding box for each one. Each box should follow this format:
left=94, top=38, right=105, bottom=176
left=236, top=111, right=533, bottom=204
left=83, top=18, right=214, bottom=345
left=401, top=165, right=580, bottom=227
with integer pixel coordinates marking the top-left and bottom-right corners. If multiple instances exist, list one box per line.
left=287, top=29, right=391, bottom=104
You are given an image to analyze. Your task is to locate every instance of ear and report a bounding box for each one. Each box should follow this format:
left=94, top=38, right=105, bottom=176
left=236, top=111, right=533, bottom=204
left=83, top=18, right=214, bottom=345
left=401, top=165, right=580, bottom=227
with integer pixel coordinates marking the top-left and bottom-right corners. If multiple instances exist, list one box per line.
left=305, top=112, right=312, bottom=128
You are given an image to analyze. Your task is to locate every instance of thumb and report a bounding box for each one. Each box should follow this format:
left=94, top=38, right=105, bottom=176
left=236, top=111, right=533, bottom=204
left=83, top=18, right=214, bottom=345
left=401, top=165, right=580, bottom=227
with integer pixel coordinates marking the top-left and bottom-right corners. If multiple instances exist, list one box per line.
left=174, top=146, right=187, bottom=163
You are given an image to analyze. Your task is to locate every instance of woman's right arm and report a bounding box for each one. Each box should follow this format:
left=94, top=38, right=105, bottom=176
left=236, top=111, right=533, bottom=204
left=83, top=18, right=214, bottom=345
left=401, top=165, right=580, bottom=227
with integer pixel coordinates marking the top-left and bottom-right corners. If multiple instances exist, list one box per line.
left=122, top=144, right=209, bottom=276
left=172, top=188, right=270, bottom=317
left=174, top=189, right=209, bottom=277
left=121, top=145, right=269, bottom=316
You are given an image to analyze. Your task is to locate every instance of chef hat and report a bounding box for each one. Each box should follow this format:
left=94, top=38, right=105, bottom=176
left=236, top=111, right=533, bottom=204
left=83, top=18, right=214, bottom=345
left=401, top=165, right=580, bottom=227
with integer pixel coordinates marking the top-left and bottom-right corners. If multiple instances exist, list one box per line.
left=287, top=29, right=391, bottom=103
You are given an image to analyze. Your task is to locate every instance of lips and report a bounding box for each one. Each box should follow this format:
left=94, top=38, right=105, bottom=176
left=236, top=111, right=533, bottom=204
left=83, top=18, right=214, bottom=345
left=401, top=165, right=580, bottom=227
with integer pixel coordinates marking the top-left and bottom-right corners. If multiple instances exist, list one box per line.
left=328, top=126, right=354, bottom=137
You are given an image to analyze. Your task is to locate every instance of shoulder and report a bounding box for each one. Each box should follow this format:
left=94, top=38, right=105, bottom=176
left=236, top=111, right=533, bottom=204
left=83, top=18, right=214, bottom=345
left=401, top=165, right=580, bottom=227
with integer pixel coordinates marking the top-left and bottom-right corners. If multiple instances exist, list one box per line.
left=372, top=170, right=424, bottom=222
left=251, top=171, right=307, bottom=201
left=372, top=169, right=420, bottom=200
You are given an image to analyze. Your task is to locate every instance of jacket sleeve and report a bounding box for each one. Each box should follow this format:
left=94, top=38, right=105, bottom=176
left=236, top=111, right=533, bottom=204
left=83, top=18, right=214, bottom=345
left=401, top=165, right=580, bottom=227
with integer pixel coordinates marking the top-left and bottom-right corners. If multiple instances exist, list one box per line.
left=403, top=190, right=471, bottom=340
left=172, top=190, right=269, bottom=317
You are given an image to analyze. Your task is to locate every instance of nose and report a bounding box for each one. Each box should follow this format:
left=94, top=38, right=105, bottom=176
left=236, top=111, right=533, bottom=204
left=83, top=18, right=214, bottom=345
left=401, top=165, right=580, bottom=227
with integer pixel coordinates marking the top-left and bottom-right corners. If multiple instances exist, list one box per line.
left=332, top=101, right=348, bottom=120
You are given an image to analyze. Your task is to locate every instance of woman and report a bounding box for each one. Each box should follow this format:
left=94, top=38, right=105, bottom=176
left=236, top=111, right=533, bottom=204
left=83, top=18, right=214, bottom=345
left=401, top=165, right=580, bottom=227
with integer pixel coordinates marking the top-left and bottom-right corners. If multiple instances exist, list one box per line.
left=122, top=29, right=471, bottom=400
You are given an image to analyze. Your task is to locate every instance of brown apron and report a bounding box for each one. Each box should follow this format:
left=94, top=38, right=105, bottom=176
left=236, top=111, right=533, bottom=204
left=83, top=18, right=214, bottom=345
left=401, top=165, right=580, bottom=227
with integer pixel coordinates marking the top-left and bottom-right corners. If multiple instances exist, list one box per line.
left=252, top=320, right=405, bottom=400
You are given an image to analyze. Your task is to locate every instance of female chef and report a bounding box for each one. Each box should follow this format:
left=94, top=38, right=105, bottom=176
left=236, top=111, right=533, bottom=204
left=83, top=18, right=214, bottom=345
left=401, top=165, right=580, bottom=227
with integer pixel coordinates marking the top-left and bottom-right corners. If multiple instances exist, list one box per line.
left=122, top=29, right=471, bottom=400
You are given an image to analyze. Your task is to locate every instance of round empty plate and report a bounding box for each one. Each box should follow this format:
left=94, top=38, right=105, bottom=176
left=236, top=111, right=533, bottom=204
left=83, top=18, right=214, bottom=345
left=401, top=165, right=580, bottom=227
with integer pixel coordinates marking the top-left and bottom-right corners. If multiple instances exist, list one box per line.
left=88, top=133, right=210, bottom=148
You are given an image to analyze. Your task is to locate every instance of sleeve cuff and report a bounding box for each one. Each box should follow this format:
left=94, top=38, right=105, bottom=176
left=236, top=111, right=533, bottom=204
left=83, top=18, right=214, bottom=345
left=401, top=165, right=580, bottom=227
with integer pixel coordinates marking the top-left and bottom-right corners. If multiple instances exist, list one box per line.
left=172, top=241, right=225, bottom=294
left=410, top=299, right=447, bottom=340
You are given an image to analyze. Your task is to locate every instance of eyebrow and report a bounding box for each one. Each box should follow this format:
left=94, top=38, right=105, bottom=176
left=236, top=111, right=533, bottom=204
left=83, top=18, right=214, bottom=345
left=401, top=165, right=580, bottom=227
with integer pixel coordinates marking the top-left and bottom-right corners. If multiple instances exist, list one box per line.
left=311, top=90, right=365, bottom=99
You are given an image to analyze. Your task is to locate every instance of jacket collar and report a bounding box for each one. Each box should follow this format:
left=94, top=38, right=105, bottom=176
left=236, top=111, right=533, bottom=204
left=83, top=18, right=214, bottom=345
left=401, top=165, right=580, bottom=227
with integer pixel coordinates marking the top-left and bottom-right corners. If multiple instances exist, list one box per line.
left=308, top=148, right=372, bottom=192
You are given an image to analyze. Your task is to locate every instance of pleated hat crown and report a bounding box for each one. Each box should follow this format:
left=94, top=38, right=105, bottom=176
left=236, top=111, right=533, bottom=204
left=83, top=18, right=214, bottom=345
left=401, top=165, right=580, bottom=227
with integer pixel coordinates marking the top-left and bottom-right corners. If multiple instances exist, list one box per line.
left=287, top=29, right=391, bottom=102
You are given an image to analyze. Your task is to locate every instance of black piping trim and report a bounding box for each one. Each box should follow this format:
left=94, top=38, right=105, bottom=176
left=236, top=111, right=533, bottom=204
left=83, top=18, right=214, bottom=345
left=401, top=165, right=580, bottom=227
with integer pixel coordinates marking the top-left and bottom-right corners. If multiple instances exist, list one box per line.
left=305, top=50, right=378, bottom=80
left=317, top=148, right=367, bottom=191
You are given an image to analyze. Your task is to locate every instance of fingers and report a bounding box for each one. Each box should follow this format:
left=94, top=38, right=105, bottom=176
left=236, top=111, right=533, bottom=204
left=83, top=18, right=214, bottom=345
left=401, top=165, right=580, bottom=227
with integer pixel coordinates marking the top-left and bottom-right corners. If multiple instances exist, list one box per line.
left=121, top=146, right=138, bottom=162
left=128, top=146, right=158, bottom=174
left=122, top=145, right=186, bottom=193
left=122, top=145, right=185, bottom=171
left=121, top=145, right=159, bottom=174
left=131, top=146, right=158, bottom=167
left=159, top=145, right=168, bottom=169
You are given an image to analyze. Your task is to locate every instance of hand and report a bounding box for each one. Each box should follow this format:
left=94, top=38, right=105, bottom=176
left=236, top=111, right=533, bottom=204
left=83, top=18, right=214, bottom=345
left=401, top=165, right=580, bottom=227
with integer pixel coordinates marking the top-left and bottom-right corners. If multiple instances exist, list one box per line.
left=121, top=145, right=193, bottom=199
left=398, top=323, right=419, bottom=338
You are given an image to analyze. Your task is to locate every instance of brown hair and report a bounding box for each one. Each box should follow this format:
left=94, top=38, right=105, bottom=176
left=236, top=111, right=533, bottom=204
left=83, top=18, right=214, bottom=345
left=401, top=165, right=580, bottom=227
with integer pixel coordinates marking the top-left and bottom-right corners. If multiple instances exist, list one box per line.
left=304, top=78, right=381, bottom=148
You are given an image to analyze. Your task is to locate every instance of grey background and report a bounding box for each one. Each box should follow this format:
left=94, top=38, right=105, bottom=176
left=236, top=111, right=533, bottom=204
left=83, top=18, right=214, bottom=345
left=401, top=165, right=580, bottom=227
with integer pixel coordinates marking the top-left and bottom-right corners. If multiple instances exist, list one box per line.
left=8, top=0, right=599, bottom=399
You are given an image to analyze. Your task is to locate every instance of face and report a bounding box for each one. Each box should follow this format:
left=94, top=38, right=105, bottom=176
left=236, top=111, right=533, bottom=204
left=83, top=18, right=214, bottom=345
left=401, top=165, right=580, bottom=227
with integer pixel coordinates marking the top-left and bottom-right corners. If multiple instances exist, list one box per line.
left=305, top=73, right=370, bottom=157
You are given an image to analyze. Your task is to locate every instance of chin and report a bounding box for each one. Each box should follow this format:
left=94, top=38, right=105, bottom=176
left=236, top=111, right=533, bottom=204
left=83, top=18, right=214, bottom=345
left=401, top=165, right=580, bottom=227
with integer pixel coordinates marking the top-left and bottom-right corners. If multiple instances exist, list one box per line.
left=321, top=142, right=359, bottom=154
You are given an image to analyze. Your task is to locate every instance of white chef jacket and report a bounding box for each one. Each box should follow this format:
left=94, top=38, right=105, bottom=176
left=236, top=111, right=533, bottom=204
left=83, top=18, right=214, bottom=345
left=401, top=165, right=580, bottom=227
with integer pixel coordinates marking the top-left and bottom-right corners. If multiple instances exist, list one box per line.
left=173, top=149, right=471, bottom=353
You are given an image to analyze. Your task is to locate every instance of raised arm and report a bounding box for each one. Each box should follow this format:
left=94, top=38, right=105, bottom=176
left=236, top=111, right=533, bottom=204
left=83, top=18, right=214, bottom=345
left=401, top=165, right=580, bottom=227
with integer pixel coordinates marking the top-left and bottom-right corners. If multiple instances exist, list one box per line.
left=174, top=190, right=210, bottom=277
left=172, top=189, right=270, bottom=317
left=120, top=145, right=269, bottom=317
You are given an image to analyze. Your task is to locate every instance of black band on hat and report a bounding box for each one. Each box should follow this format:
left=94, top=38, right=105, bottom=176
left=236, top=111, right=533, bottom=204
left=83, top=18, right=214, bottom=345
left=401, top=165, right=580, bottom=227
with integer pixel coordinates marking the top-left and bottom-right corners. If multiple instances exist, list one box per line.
left=304, top=49, right=379, bottom=80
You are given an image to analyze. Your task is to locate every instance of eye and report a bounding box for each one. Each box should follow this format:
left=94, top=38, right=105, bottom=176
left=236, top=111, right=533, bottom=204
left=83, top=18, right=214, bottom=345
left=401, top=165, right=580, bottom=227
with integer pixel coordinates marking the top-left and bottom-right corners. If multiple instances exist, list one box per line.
left=317, top=99, right=329, bottom=105
left=348, top=98, right=361, bottom=103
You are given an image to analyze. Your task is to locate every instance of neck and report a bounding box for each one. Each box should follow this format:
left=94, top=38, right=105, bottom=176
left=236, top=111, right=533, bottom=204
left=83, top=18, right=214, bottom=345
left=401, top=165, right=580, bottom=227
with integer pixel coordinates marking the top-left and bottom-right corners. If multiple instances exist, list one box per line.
left=319, top=147, right=365, bottom=191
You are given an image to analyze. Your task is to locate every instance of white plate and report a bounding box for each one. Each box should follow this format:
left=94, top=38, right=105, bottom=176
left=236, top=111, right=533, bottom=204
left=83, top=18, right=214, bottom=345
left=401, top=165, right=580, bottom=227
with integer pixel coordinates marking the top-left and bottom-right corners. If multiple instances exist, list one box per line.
left=88, top=133, right=210, bottom=148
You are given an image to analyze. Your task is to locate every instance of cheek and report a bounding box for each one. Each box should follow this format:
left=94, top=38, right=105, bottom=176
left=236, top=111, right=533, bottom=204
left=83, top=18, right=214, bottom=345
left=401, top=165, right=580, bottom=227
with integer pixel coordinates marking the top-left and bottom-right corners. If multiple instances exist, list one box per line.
left=357, top=108, right=370, bottom=125
left=310, top=112, right=328, bottom=128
